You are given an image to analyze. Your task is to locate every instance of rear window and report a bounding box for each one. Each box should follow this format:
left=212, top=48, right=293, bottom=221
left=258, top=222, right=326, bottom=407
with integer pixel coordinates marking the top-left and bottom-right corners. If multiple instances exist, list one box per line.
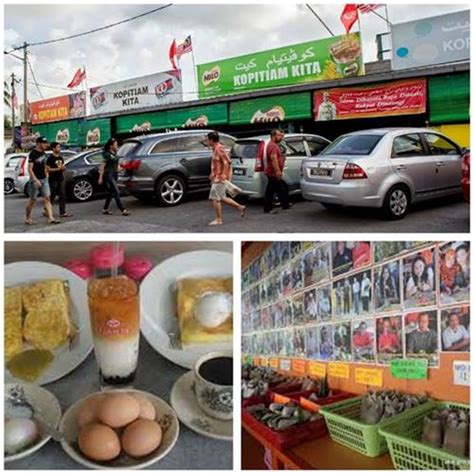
left=118, top=142, right=140, bottom=157
left=231, top=141, right=261, bottom=159
left=321, top=134, right=383, bottom=156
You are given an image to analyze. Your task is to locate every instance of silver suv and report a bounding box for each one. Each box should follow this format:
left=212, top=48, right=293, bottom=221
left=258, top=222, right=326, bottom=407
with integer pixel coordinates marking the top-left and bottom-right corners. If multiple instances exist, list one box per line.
left=301, top=128, right=464, bottom=219
left=230, top=134, right=330, bottom=199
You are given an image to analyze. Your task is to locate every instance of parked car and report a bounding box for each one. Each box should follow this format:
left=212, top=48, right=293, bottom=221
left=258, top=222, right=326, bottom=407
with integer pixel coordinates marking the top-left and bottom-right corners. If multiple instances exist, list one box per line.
left=230, top=134, right=331, bottom=198
left=5, top=153, right=27, bottom=194
left=461, top=148, right=470, bottom=203
left=301, top=128, right=464, bottom=219
left=117, top=130, right=236, bottom=206
left=14, top=150, right=78, bottom=195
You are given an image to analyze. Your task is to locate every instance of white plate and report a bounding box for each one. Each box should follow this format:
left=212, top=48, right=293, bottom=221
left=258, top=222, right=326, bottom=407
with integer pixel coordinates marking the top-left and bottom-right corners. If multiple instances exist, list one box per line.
left=5, top=261, right=93, bottom=385
left=140, top=250, right=233, bottom=369
left=59, top=389, right=179, bottom=470
left=5, top=382, right=62, bottom=462
left=170, top=371, right=232, bottom=441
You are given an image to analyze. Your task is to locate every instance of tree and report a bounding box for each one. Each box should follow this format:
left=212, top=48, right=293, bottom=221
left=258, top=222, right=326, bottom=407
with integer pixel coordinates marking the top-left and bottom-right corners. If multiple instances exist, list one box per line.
left=4, top=80, right=11, bottom=108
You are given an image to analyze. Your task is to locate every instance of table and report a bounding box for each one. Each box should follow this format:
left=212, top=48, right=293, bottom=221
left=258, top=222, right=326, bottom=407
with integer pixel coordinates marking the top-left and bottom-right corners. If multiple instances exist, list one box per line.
left=7, top=337, right=232, bottom=470
left=242, top=419, right=393, bottom=470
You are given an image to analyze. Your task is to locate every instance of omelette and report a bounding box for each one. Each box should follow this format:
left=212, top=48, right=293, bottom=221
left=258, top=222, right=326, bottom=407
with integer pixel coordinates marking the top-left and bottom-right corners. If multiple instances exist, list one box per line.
left=4, top=287, right=23, bottom=360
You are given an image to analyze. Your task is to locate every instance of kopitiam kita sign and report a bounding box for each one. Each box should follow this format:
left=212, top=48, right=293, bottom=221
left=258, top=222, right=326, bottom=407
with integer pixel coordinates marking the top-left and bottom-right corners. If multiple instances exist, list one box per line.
left=30, top=92, right=86, bottom=125
left=314, top=79, right=426, bottom=121
left=197, top=33, right=364, bottom=99
left=90, top=70, right=183, bottom=115
left=391, top=10, right=470, bottom=70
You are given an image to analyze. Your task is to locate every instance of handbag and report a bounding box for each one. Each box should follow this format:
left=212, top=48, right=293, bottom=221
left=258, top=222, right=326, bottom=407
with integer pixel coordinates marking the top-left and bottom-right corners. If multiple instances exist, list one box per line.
left=224, top=180, right=242, bottom=198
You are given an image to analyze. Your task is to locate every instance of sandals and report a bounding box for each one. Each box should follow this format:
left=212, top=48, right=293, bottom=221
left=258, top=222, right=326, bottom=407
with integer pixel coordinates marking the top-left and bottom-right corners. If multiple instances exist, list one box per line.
left=208, top=220, right=223, bottom=226
left=48, top=219, right=61, bottom=225
left=122, top=210, right=130, bottom=216
left=61, top=213, right=73, bottom=218
left=103, top=209, right=113, bottom=215
left=240, top=206, right=246, bottom=218
left=24, top=219, right=37, bottom=225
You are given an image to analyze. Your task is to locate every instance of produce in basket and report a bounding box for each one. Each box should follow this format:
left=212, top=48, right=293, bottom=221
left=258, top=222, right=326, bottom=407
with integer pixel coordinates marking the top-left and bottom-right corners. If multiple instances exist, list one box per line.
left=421, top=408, right=470, bottom=457
left=307, top=375, right=331, bottom=400
left=242, top=379, right=269, bottom=399
left=246, top=402, right=322, bottom=431
left=359, top=390, right=428, bottom=425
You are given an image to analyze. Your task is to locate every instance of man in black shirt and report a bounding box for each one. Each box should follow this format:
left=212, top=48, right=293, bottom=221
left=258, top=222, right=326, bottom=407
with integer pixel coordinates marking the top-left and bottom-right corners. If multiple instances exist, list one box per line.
left=46, top=142, right=71, bottom=218
left=25, top=136, right=60, bottom=225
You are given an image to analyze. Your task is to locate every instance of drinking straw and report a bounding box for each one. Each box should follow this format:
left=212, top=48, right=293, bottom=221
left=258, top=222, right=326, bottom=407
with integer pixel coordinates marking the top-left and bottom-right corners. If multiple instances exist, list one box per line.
left=111, top=241, right=121, bottom=278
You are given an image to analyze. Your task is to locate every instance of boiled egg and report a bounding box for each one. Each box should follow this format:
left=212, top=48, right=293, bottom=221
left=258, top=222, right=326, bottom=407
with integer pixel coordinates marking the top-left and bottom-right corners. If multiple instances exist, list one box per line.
left=78, top=423, right=121, bottom=461
left=121, top=419, right=162, bottom=458
left=97, top=393, right=140, bottom=428
left=4, top=417, right=39, bottom=455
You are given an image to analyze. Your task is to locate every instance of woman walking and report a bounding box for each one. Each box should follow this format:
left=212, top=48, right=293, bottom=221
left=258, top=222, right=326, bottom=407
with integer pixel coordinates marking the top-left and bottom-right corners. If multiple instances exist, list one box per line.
left=98, top=138, right=130, bottom=216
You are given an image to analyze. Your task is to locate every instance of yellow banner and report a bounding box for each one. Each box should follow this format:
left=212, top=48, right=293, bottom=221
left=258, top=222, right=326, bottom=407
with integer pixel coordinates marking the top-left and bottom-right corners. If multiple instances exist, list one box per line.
left=328, top=362, right=350, bottom=379
left=308, top=361, right=327, bottom=378
left=260, top=357, right=269, bottom=367
left=270, top=358, right=279, bottom=369
left=292, top=359, right=307, bottom=374
left=253, top=356, right=260, bottom=366
left=355, top=368, right=383, bottom=387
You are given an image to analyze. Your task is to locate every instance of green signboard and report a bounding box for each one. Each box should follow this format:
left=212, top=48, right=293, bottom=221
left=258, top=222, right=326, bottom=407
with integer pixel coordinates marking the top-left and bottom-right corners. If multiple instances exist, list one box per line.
left=390, top=358, right=428, bottom=380
left=229, top=92, right=311, bottom=125
left=197, top=33, right=364, bottom=99
left=78, top=118, right=111, bottom=146
left=116, top=103, right=228, bottom=134
left=33, top=120, right=80, bottom=145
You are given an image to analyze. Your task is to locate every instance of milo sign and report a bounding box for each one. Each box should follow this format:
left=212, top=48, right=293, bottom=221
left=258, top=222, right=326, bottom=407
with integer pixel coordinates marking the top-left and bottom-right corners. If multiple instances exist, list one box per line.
left=251, top=106, right=285, bottom=123
left=86, top=127, right=101, bottom=146
left=56, top=128, right=70, bottom=144
left=184, top=115, right=209, bottom=128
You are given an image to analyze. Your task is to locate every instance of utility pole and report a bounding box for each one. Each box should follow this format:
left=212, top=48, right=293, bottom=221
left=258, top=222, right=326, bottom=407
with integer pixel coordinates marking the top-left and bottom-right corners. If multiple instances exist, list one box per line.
left=10, top=72, right=16, bottom=130
left=22, top=42, right=28, bottom=124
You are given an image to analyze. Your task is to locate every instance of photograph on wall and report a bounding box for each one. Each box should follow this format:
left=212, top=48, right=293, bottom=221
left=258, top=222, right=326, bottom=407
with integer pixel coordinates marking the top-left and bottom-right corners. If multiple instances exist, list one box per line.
left=291, top=241, right=304, bottom=259
left=292, top=293, right=305, bottom=325
left=304, top=289, right=318, bottom=323
left=272, top=302, right=284, bottom=329
left=404, top=310, right=439, bottom=366
left=403, top=248, right=437, bottom=309
left=262, top=246, right=276, bottom=274
left=332, top=241, right=354, bottom=276
left=351, top=318, right=376, bottom=363
left=271, top=272, right=283, bottom=302
left=293, top=328, right=306, bottom=358
left=302, top=243, right=331, bottom=287
left=242, top=291, right=250, bottom=314
left=303, top=241, right=316, bottom=251
left=291, top=258, right=304, bottom=293
left=275, top=330, right=285, bottom=356
left=306, top=325, right=319, bottom=359
left=317, top=284, right=332, bottom=321
left=333, top=322, right=352, bottom=361
left=332, top=279, right=345, bottom=318
left=261, top=306, right=273, bottom=330
left=281, top=299, right=293, bottom=328
left=439, top=241, right=470, bottom=305
left=260, top=279, right=269, bottom=306
left=317, top=324, right=334, bottom=360
left=376, top=314, right=403, bottom=364
left=374, top=260, right=401, bottom=312
left=275, top=241, right=290, bottom=267
left=249, top=259, right=262, bottom=284
left=250, top=286, right=261, bottom=310
left=242, top=269, right=250, bottom=289
left=250, top=309, right=260, bottom=332
left=283, top=329, right=294, bottom=356
left=374, top=241, right=408, bottom=263
left=282, top=266, right=293, bottom=296
left=333, top=271, right=372, bottom=318
left=441, top=305, right=470, bottom=352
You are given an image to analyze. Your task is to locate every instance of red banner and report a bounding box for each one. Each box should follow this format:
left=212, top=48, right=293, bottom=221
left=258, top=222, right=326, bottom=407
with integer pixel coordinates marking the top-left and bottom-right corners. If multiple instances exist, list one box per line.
left=314, top=79, right=426, bottom=121
left=30, top=92, right=86, bottom=124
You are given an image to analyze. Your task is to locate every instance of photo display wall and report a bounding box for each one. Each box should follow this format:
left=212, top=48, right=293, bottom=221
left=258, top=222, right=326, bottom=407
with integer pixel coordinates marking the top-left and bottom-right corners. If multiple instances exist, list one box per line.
left=242, top=241, right=470, bottom=368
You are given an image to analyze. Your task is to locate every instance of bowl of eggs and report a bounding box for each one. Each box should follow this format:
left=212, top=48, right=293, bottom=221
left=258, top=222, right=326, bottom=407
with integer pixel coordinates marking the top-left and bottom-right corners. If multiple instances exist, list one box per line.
left=59, top=389, right=179, bottom=470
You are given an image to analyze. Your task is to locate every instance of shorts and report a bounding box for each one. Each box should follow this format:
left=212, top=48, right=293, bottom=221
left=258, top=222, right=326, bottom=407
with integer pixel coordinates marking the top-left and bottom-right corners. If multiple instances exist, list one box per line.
left=209, top=182, right=227, bottom=201
left=28, top=178, right=50, bottom=199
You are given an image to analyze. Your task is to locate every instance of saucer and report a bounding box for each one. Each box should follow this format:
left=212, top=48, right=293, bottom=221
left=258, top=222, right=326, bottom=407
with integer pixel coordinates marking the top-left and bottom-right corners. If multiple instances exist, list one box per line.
left=170, top=371, right=232, bottom=441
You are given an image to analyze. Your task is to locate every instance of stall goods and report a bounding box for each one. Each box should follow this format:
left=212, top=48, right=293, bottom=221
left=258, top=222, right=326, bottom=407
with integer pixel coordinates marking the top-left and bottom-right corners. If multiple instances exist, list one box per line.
left=379, top=401, right=470, bottom=470
left=319, top=391, right=428, bottom=457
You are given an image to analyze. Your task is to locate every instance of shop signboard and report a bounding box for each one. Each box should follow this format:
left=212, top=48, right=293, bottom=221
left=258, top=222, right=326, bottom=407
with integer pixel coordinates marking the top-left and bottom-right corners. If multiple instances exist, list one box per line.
left=229, top=92, right=311, bottom=125
left=308, top=361, right=326, bottom=378
left=259, top=357, right=269, bottom=367
left=355, top=368, right=383, bottom=387
left=30, top=92, right=86, bottom=125
left=197, top=33, right=364, bottom=99
left=280, top=359, right=291, bottom=371
left=292, top=359, right=306, bottom=375
left=314, top=79, right=426, bottom=121
left=453, top=360, right=469, bottom=386
left=391, top=10, right=470, bottom=70
left=269, top=358, right=279, bottom=369
left=116, top=103, right=228, bottom=134
left=78, top=118, right=111, bottom=146
left=391, top=358, right=428, bottom=380
left=90, top=70, right=183, bottom=115
left=328, top=363, right=350, bottom=379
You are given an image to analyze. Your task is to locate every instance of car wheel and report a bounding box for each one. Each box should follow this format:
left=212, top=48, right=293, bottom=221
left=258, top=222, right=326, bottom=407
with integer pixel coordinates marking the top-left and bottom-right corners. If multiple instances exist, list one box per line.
left=71, top=178, right=94, bottom=202
left=320, top=202, right=342, bottom=210
left=4, top=179, right=14, bottom=195
left=383, top=185, right=410, bottom=220
left=155, top=174, right=186, bottom=206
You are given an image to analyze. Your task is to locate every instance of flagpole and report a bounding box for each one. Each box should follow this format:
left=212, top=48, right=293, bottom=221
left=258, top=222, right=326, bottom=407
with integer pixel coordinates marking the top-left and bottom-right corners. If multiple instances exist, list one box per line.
left=190, top=35, right=199, bottom=100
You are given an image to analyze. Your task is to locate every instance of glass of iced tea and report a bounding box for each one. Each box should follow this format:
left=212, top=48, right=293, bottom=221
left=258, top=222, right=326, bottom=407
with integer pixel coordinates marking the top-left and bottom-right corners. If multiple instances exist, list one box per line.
left=88, top=244, right=140, bottom=387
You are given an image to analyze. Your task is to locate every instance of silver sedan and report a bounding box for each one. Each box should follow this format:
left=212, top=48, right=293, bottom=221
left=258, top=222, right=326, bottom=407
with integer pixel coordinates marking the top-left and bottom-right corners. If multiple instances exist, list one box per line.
left=301, top=128, right=464, bottom=219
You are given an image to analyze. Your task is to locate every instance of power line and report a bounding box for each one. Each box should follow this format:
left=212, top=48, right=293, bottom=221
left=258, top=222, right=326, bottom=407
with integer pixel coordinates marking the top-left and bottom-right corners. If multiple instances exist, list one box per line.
left=27, top=57, right=44, bottom=98
left=305, top=4, right=335, bottom=37
left=4, top=4, right=173, bottom=54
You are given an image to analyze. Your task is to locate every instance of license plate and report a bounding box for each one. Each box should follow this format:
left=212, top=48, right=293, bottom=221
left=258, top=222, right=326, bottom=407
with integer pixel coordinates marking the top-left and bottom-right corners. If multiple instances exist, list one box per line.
left=310, top=167, right=332, bottom=177
left=233, top=168, right=246, bottom=176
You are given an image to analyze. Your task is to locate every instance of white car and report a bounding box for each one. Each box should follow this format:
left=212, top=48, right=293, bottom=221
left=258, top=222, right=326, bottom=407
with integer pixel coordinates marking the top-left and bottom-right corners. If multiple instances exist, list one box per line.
left=4, top=153, right=27, bottom=194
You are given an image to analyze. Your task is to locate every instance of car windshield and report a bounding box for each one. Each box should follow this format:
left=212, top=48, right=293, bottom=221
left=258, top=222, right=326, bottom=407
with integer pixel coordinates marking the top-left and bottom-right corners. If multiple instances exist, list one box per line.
left=320, top=134, right=383, bottom=156
left=231, top=141, right=260, bottom=159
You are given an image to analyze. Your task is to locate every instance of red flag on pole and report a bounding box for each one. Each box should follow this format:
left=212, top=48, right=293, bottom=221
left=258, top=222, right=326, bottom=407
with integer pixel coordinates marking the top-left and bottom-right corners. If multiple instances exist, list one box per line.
left=169, top=39, right=177, bottom=69
left=340, top=4, right=359, bottom=33
left=357, top=4, right=383, bottom=14
left=176, top=35, right=193, bottom=60
left=67, top=67, right=86, bottom=88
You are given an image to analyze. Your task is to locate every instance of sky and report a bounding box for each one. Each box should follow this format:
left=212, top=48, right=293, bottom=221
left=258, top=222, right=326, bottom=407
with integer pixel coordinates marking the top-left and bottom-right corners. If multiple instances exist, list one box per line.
left=3, top=2, right=469, bottom=108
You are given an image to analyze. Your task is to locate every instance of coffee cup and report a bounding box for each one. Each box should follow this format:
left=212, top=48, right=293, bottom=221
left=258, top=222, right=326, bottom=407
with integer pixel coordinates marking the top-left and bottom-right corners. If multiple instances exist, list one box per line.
left=194, top=351, right=233, bottom=421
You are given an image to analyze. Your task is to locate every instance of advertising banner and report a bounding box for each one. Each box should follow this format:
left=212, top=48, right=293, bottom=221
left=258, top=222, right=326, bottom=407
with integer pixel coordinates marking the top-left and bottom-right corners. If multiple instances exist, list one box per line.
left=78, top=118, right=111, bottom=146
left=197, top=33, right=364, bottom=99
left=313, top=79, right=426, bottom=121
left=391, top=10, right=470, bottom=70
left=90, top=70, right=183, bottom=115
left=30, top=92, right=86, bottom=124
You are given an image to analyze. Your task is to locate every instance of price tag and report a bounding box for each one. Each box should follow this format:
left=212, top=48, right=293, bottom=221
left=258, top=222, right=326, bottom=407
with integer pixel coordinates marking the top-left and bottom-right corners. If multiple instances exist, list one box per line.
left=260, top=357, right=269, bottom=367
left=453, top=360, right=470, bottom=386
left=355, top=368, right=383, bottom=387
left=328, top=362, right=350, bottom=379
left=292, top=359, right=306, bottom=374
left=308, top=361, right=327, bottom=378
left=280, top=359, right=291, bottom=371
left=391, top=358, right=428, bottom=380
left=253, top=356, right=260, bottom=366
left=269, top=358, right=279, bottom=369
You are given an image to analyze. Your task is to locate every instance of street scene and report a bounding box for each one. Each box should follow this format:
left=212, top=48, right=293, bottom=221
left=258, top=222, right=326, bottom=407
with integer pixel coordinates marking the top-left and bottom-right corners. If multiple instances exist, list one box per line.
left=4, top=4, right=470, bottom=233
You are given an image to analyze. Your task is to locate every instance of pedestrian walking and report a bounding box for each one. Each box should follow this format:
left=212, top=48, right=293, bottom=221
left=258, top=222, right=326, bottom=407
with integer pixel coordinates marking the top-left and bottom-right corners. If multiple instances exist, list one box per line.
left=263, top=129, right=290, bottom=214
left=25, top=136, right=60, bottom=225
left=207, top=131, right=245, bottom=226
left=46, top=142, right=72, bottom=218
left=98, top=138, right=130, bottom=216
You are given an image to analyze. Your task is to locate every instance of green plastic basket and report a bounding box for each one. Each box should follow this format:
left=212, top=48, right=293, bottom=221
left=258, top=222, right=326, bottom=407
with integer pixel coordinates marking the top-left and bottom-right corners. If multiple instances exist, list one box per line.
left=319, top=396, right=429, bottom=458
left=378, top=401, right=470, bottom=471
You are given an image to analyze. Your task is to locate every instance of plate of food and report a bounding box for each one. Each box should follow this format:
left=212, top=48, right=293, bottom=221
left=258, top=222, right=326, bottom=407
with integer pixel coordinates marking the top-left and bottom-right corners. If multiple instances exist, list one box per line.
left=4, top=261, right=93, bottom=385
left=59, top=389, right=179, bottom=470
left=140, top=251, right=233, bottom=369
